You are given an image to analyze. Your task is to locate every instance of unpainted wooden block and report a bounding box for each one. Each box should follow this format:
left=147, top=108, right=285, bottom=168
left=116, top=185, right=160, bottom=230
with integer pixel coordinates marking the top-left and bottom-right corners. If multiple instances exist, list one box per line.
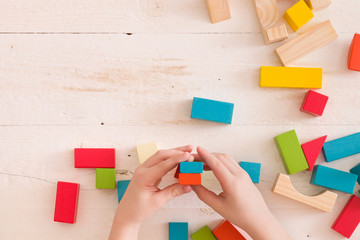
left=54, top=181, right=80, bottom=224
left=272, top=173, right=337, bottom=212
left=350, top=163, right=360, bottom=184
left=74, top=148, right=115, bottom=168
left=322, top=132, right=360, bottom=162
left=191, top=97, right=234, bottom=124
left=96, top=168, right=116, bottom=189
left=283, top=0, right=314, bottom=32
left=239, top=161, right=261, bottom=183
left=212, top=220, right=246, bottom=240
left=274, top=130, right=309, bottom=175
left=275, top=20, right=338, bottom=66
left=205, top=0, right=231, bottom=24
left=301, top=135, right=327, bottom=171
left=260, top=66, right=322, bottom=89
left=180, top=162, right=203, bottom=173
left=305, top=0, right=331, bottom=10
left=136, top=142, right=158, bottom=164
left=169, top=222, right=188, bottom=240
left=348, top=33, right=360, bottom=71
left=266, top=23, right=288, bottom=43
left=310, top=165, right=358, bottom=194
left=332, top=195, right=360, bottom=238
left=179, top=173, right=201, bottom=185
left=191, top=225, right=217, bottom=240
left=300, top=90, right=329, bottom=116
left=117, top=180, right=130, bottom=203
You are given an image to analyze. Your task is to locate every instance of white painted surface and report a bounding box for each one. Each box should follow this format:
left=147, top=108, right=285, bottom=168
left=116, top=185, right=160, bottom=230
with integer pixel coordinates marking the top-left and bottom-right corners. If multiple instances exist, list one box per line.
left=0, top=0, right=359, bottom=239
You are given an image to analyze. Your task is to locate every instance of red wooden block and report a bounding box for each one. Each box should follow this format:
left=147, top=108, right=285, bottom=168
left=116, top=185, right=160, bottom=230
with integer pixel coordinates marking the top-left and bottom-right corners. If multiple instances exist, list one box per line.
left=348, top=33, right=360, bottom=71
left=179, top=173, right=201, bottom=185
left=54, top=181, right=80, bottom=224
left=74, top=148, right=115, bottom=168
left=174, top=164, right=180, bottom=179
left=300, top=90, right=329, bottom=116
left=332, top=195, right=360, bottom=238
left=301, top=135, right=327, bottom=171
left=213, top=220, right=246, bottom=240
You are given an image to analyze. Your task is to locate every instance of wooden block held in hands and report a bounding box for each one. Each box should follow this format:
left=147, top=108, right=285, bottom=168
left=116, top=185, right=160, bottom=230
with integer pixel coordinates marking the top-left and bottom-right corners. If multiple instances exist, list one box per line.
left=180, top=162, right=203, bottom=173
left=350, top=163, right=360, bottom=184
left=54, top=181, right=80, bottom=224
left=179, top=173, right=201, bottom=185
left=205, top=0, right=231, bottom=24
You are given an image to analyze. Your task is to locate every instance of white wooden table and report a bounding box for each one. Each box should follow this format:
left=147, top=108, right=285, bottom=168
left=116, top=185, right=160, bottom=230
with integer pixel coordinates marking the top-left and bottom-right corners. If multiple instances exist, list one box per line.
left=0, top=0, right=359, bottom=239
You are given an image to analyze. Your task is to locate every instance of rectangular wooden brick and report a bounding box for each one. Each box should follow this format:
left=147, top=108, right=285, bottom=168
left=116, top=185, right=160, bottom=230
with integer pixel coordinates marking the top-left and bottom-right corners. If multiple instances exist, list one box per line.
left=169, top=222, right=188, bottom=240
left=191, top=225, right=217, bottom=240
left=322, top=132, right=360, bottom=162
left=180, top=162, right=203, bottom=173
left=212, top=220, right=246, bottom=240
left=179, top=173, right=201, bottom=185
left=54, top=181, right=80, bottom=224
left=191, top=97, right=234, bottom=124
left=74, top=148, right=115, bottom=168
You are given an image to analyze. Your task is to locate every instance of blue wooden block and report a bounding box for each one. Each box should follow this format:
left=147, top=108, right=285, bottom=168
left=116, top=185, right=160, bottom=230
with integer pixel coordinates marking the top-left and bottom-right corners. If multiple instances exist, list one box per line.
left=180, top=162, right=203, bottom=173
left=310, top=165, right=358, bottom=194
left=191, top=97, right=234, bottom=124
left=350, top=163, right=360, bottom=184
left=239, top=161, right=261, bottom=183
left=117, top=180, right=130, bottom=203
left=169, top=222, right=188, bottom=240
left=322, top=132, right=360, bottom=162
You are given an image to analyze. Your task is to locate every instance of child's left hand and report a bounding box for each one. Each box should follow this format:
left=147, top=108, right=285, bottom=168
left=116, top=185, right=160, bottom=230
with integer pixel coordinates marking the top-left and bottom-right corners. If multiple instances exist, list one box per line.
left=109, top=145, right=193, bottom=240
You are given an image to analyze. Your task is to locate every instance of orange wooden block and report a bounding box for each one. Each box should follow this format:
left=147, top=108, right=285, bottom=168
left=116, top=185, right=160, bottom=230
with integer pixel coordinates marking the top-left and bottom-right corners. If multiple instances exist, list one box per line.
left=179, top=173, right=201, bottom=185
left=348, top=33, right=360, bottom=71
left=213, top=220, right=246, bottom=240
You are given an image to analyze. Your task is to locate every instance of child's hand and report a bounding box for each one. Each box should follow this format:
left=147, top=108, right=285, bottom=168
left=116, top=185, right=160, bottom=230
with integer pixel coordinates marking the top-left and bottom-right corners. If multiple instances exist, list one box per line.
left=109, top=145, right=193, bottom=240
left=192, top=147, right=290, bottom=240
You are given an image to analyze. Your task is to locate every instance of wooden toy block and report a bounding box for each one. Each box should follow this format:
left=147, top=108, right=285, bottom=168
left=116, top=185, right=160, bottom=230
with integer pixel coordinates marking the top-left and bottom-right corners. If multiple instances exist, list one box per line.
left=136, top=142, right=158, bottom=164
left=191, top=97, right=234, bottom=124
left=332, top=195, right=360, bottom=238
left=212, top=220, right=246, bottom=240
left=260, top=66, right=322, bottom=89
left=301, top=135, right=327, bottom=171
left=191, top=225, right=217, bottom=240
left=274, top=130, right=309, bottom=175
left=272, top=173, right=337, bottom=212
left=239, top=161, right=261, bottom=183
left=74, top=148, right=115, bottom=168
left=310, top=165, right=358, bottom=194
left=275, top=20, right=338, bottom=66
left=350, top=163, right=360, bottom=184
left=96, top=168, right=116, bottom=189
left=174, top=164, right=180, bottom=179
left=348, top=33, right=360, bottom=71
left=283, top=0, right=314, bottom=32
left=180, top=162, right=203, bottom=173
left=169, top=222, right=188, bottom=240
left=117, top=180, right=130, bottom=203
left=54, top=181, right=80, bottom=224
left=205, top=0, right=231, bottom=24
left=304, top=0, right=331, bottom=10
left=322, top=132, right=360, bottom=162
left=179, top=173, right=201, bottom=185
left=253, top=0, right=288, bottom=44
left=300, top=90, right=329, bottom=116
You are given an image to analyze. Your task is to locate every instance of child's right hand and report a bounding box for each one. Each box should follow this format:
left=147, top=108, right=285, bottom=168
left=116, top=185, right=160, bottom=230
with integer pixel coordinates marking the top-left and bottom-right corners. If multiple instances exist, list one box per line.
left=192, top=147, right=291, bottom=240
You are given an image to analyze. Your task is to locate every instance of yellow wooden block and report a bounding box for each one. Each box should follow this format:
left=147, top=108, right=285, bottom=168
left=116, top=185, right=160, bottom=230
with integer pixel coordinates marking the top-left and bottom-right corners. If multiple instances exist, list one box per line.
left=283, top=0, right=314, bottom=32
left=205, top=0, right=231, bottom=24
left=305, top=0, right=331, bottom=10
left=260, top=66, right=322, bottom=89
left=136, top=142, right=158, bottom=164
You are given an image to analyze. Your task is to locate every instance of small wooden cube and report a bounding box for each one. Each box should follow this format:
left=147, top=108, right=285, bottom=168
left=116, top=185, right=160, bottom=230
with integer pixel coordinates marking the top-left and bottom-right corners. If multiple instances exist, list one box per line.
left=169, top=222, right=188, bottom=240
left=205, top=0, right=231, bottom=24
left=212, top=220, right=246, bottom=240
left=54, top=181, right=80, bottom=224
left=179, top=173, right=201, bottom=185
left=300, top=90, right=329, bottom=116
left=305, top=0, right=331, bottom=11
left=348, top=33, right=360, bottom=71
left=283, top=0, right=314, bottom=32
left=96, top=168, right=116, bottom=189
left=266, top=23, right=288, bottom=43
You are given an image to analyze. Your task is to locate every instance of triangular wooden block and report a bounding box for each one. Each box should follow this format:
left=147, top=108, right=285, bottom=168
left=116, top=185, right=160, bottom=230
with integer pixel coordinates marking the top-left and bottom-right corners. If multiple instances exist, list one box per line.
left=301, top=135, right=327, bottom=171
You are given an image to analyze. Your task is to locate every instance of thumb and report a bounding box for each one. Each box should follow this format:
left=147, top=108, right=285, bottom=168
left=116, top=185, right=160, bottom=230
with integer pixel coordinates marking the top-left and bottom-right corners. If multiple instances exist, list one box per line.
left=191, top=185, right=222, bottom=210
left=155, top=183, right=191, bottom=205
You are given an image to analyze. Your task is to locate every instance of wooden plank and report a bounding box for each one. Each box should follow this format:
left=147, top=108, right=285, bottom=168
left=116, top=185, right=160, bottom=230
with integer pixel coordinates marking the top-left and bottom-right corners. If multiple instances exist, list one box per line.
left=275, top=20, right=338, bottom=66
left=322, top=132, right=360, bottom=162
left=272, top=173, right=337, bottom=212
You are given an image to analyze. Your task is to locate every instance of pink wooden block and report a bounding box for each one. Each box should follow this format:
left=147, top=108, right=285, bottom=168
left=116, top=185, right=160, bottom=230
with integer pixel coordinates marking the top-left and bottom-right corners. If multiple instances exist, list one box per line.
left=300, top=90, right=328, bottom=116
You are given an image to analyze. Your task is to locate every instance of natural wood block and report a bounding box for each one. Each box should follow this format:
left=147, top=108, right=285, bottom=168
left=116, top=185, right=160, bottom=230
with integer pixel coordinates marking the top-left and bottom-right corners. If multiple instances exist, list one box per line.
left=275, top=20, right=338, bottom=66
left=191, top=225, right=217, bottom=240
left=205, top=0, right=231, bottom=24
left=179, top=173, right=201, bottom=185
left=301, top=135, right=327, bottom=171
left=310, top=165, right=358, bottom=194
left=74, top=148, right=115, bottom=168
left=348, top=33, right=360, bottom=71
left=283, top=0, right=314, bottom=32
left=191, top=97, right=234, bottom=124
left=350, top=163, right=360, bottom=184
left=300, top=90, right=329, bottom=116
left=136, top=142, right=158, bottom=164
left=274, top=130, right=309, bottom=175
left=332, top=195, right=360, bottom=238
left=260, top=66, right=322, bottom=89
left=96, top=168, right=116, bottom=189
left=169, top=222, right=188, bottom=240
left=305, top=0, right=331, bottom=10
left=212, top=220, right=246, bottom=240
left=272, top=173, right=337, bottom=212
left=253, top=0, right=288, bottom=44
left=54, top=181, right=80, bottom=224
left=322, top=132, right=360, bottom=162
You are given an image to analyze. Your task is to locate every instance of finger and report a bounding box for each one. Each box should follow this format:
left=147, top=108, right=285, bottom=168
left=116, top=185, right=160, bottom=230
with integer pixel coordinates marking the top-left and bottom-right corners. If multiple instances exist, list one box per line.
left=191, top=185, right=223, bottom=211
left=142, top=145, right=191, bottom=168
left=173, top=145, right=193, bottom=153
left=155, top=184, right=191, bottom=205
left=212, top=153, right=239, bottom=175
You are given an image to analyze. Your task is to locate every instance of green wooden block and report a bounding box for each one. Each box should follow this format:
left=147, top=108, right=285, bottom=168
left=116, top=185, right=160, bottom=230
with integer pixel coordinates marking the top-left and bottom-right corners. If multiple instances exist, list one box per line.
left=96, top=168, right=116, bottom=189
left=274, top=130, right=309, bottom=175
left=191, top=225, right=216, bottom=240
